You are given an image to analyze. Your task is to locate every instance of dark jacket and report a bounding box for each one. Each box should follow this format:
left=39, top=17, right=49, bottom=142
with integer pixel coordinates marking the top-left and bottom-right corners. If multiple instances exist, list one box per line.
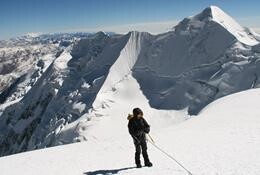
left=128, top=116, right=150, bottom=144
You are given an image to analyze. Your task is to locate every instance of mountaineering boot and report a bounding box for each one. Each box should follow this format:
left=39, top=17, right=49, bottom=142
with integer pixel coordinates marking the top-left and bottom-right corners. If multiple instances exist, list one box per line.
left=136, top=164, right=142, bottom=168
left=145, top=161, right=153, bottom=167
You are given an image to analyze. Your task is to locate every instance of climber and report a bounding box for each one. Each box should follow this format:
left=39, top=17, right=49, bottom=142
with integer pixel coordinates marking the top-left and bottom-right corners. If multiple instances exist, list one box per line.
left=127, top=108, right=153, bottom=168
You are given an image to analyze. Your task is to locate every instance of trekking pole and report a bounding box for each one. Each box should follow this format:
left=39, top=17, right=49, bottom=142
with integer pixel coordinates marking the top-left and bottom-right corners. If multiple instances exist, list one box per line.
left=146, top=135, right=193, bottom=175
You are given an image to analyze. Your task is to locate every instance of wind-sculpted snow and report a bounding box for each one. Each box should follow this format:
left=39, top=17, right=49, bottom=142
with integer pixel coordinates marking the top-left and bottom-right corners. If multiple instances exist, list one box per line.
left=96, top=31, right=144, bottom=92
left=0, top=6, right=260, bottom=157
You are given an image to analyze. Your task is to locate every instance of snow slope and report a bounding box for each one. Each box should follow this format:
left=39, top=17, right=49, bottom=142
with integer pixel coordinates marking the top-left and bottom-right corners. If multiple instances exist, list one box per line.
left=0, top=84, right=259, bottom=175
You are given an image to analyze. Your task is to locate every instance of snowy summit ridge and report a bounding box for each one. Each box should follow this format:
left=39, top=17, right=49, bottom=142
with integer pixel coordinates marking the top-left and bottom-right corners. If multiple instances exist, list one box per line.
left=194, top=5, right=258, bottom=45
left=0, top=6, right=260, bottom=158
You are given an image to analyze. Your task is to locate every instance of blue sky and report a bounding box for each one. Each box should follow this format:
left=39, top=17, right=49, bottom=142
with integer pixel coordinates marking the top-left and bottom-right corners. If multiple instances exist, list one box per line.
left=1, top=0, right=260, bottom=39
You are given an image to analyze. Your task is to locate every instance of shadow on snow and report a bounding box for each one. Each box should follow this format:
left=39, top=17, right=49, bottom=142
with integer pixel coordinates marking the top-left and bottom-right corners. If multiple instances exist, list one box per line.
left=84, top=166, right=136, bottom=175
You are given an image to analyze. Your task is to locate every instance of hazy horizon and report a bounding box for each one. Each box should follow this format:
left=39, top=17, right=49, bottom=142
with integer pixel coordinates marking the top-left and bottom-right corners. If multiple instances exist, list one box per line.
left=1, top=0, right=260, bottom=39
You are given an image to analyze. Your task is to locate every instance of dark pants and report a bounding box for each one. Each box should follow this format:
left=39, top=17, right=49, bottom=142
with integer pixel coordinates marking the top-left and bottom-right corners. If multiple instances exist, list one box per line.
left=134, top=139, right=150, bottom=165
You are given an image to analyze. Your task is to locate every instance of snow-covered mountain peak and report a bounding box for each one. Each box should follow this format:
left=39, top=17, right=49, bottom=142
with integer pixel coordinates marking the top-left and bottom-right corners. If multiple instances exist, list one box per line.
left=203, top=5, right=258, bottom=46
left=187, top=6, right=231, bottom=23
left=174, top=6, right=226, bottom=34
left=209, top=5, right=226, bottom=17
left=197, top=5, right=241, bottom=25
left=175, top=5, right=259, bottom=46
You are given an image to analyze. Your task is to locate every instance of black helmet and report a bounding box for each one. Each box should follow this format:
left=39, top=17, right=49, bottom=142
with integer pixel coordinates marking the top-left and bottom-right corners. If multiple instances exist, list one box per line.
left=133, top=108, right=143, bottom=117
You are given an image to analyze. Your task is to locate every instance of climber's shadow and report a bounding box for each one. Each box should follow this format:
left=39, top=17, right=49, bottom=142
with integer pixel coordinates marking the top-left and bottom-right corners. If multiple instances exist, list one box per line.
left=84, top=166, right=136, bottom=175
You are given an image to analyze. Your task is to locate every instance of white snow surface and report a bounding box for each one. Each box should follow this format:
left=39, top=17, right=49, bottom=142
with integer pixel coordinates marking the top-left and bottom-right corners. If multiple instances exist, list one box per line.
left=0, top=84, right=260, bottom=175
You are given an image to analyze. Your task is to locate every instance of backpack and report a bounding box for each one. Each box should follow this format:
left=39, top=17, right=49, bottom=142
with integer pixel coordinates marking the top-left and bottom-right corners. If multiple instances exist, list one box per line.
left=127, top=114, right=133, bottom=120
